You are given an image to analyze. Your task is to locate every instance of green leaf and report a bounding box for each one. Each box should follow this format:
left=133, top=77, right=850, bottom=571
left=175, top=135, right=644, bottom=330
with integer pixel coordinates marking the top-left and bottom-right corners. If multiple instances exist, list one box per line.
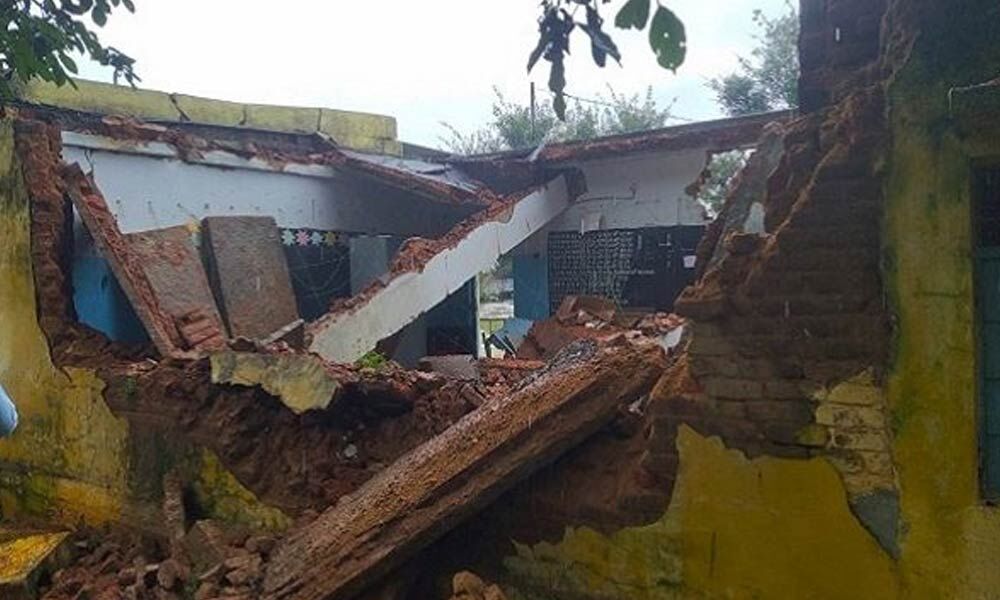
left=60, top=0, right=94, bottom=16
left=59, top=52, right=78, bottom=73
left=122, top=0, right=134, bottom=11
left=615, top=0, right=650, bottom=30
left=582, top=25, right=621, bottom=67
left=648, top=6, right=686, bottom=71
left=92, top=6, right=107, bottom=26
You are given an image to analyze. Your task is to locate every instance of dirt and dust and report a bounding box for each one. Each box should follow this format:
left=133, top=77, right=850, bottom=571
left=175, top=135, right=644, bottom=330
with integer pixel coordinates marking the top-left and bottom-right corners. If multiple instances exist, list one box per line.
left=39, top=521, right=278, bottom=600
left=98, top=356, right=511, bottom=514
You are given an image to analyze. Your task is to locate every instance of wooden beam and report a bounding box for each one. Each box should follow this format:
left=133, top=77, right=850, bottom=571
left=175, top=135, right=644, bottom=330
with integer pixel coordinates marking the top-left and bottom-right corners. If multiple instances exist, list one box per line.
left=262, top=337, right=665, bottom=600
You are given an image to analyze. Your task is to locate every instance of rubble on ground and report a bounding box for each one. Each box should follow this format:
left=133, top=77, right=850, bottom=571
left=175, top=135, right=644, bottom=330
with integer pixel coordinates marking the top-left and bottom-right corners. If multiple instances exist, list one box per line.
left=517, top=295, right=685, bottom=360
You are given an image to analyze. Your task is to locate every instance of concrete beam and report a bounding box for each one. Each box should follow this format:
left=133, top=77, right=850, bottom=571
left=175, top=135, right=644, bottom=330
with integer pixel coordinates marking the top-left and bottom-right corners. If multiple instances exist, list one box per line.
left=309, top=176, right=572, bottom=364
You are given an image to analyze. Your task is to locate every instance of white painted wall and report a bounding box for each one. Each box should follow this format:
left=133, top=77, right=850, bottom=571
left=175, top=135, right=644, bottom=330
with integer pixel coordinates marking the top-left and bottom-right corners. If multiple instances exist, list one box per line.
left=549, top=147, right=711, bottom=233
left=511, top=147, right=711, bottom=257
left=61, top=133, right=468, bottom=237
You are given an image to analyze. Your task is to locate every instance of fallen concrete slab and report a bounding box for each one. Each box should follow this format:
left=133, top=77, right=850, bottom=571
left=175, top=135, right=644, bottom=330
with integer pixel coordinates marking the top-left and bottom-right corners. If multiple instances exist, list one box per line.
left=201, top=216, right=300, bottom=341
left=64, top=165, right=187, bottom=357
left=126, top=225, right=227, bottom=352
left=262, top=336, right=665, bottom=600
left=210, top=350, right=343, bottom=414
left=309, top=176, right=573, bottom=364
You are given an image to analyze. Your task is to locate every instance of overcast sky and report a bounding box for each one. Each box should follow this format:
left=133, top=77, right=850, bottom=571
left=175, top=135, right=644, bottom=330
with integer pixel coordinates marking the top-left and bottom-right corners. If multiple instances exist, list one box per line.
left=75, top=0, right=790, bottom=149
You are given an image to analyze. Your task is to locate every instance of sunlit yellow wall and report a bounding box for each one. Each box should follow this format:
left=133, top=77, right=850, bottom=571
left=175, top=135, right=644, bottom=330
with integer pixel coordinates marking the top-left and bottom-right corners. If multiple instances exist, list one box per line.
left=0, top=118, right=287, bottom=533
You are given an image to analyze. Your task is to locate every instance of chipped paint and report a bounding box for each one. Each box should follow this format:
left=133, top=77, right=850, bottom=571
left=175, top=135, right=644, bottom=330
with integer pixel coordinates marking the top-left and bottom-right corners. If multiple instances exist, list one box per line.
left=504, top=426, right=899, bottom=599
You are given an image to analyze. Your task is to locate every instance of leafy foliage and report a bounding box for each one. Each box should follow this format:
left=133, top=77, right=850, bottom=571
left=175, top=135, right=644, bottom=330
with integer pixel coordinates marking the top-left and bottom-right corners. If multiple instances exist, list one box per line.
left=440, top=86, right=673, bottom=155
left=356, top=351, right=389, bottom=371
left=0, top=0, right=138, bottom=96
left=528, top=0, right=685, bottom=120
left=708, top=2, right=799, bottom=116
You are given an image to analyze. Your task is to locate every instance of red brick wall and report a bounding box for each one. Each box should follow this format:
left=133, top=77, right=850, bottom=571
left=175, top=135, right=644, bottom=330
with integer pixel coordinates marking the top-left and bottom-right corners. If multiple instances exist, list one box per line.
left=799, top=0, right=887, bottom=112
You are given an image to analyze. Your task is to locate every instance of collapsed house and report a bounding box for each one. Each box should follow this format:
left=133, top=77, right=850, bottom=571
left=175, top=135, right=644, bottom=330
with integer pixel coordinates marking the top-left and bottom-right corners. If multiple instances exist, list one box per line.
left=4, top=0, right=1000, bottom=597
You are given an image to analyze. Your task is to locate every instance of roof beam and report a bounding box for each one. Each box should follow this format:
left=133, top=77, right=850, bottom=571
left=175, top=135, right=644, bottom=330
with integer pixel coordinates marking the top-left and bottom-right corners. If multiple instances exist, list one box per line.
left=308, top=175, right=573, bottom=364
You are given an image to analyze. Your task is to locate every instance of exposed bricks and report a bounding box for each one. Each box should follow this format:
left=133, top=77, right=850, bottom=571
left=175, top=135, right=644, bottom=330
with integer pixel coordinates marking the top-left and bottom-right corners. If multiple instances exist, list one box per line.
left=66, top=166, right=192, bottom=358
left=13, top=118, right=125, bottom=367
left=799, top=0, right=888, bottom=112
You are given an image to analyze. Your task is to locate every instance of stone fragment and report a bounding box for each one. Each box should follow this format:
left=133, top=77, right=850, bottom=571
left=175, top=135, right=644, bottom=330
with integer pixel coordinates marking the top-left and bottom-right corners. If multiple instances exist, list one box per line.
left=452, top=571, right=486, bottom=596
left=0, top=531, right=71, bottom=600
left=418, top=355, right=479, bottom=380
left=210, top=351, right=342, bottom=414
left=244, top=535, right=276, bottom=556
left=223, top=553, right=263, bottom=586
left=483, top=584, right=508, bottom=600
left=182, top=521, right=233, bottom=574
left=201, top=216, right=299, bottom=340
left=195, top=581, right=219, bottom=600
left=157, top=558, right=187, bottom=590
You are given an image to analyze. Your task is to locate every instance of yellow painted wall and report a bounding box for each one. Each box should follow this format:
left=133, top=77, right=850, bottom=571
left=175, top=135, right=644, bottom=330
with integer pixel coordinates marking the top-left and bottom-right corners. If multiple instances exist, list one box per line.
left=0, top=119, right=131, bottom=526
left=505, top=426, right=898, bottom=600
left=883, top=3, right=1000, bottom=594
left=19, top=79, right=402, bottom=155
left=0, top=118, right=288, bottom=533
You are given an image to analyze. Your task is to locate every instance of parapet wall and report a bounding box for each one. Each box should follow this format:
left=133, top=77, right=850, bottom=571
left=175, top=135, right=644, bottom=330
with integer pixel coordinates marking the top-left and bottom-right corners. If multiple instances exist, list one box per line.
left=18, top=79, right=401, bottom=155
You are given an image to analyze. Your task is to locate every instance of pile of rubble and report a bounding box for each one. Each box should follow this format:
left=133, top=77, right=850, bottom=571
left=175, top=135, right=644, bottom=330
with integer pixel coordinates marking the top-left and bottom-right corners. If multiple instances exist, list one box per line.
left=40, top=520, right=276, bottom=600
left=518, top=295, right=685, bottom=360
left=29, top=335, right=666, bottom=600
left=7, top=116, right=680, bottom=600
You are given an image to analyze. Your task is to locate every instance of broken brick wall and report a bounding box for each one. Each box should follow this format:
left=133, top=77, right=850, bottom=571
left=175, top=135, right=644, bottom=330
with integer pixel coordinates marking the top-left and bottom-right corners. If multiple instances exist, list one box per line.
left=422, top=1, right=1000, bottom=599
left=412, top=0, right=902, bottom=596
left=798, top=0, right=887, bottom=112
left=2, top=114, right=510, bottom=537
left=0, top=123, right=291, bottom=529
